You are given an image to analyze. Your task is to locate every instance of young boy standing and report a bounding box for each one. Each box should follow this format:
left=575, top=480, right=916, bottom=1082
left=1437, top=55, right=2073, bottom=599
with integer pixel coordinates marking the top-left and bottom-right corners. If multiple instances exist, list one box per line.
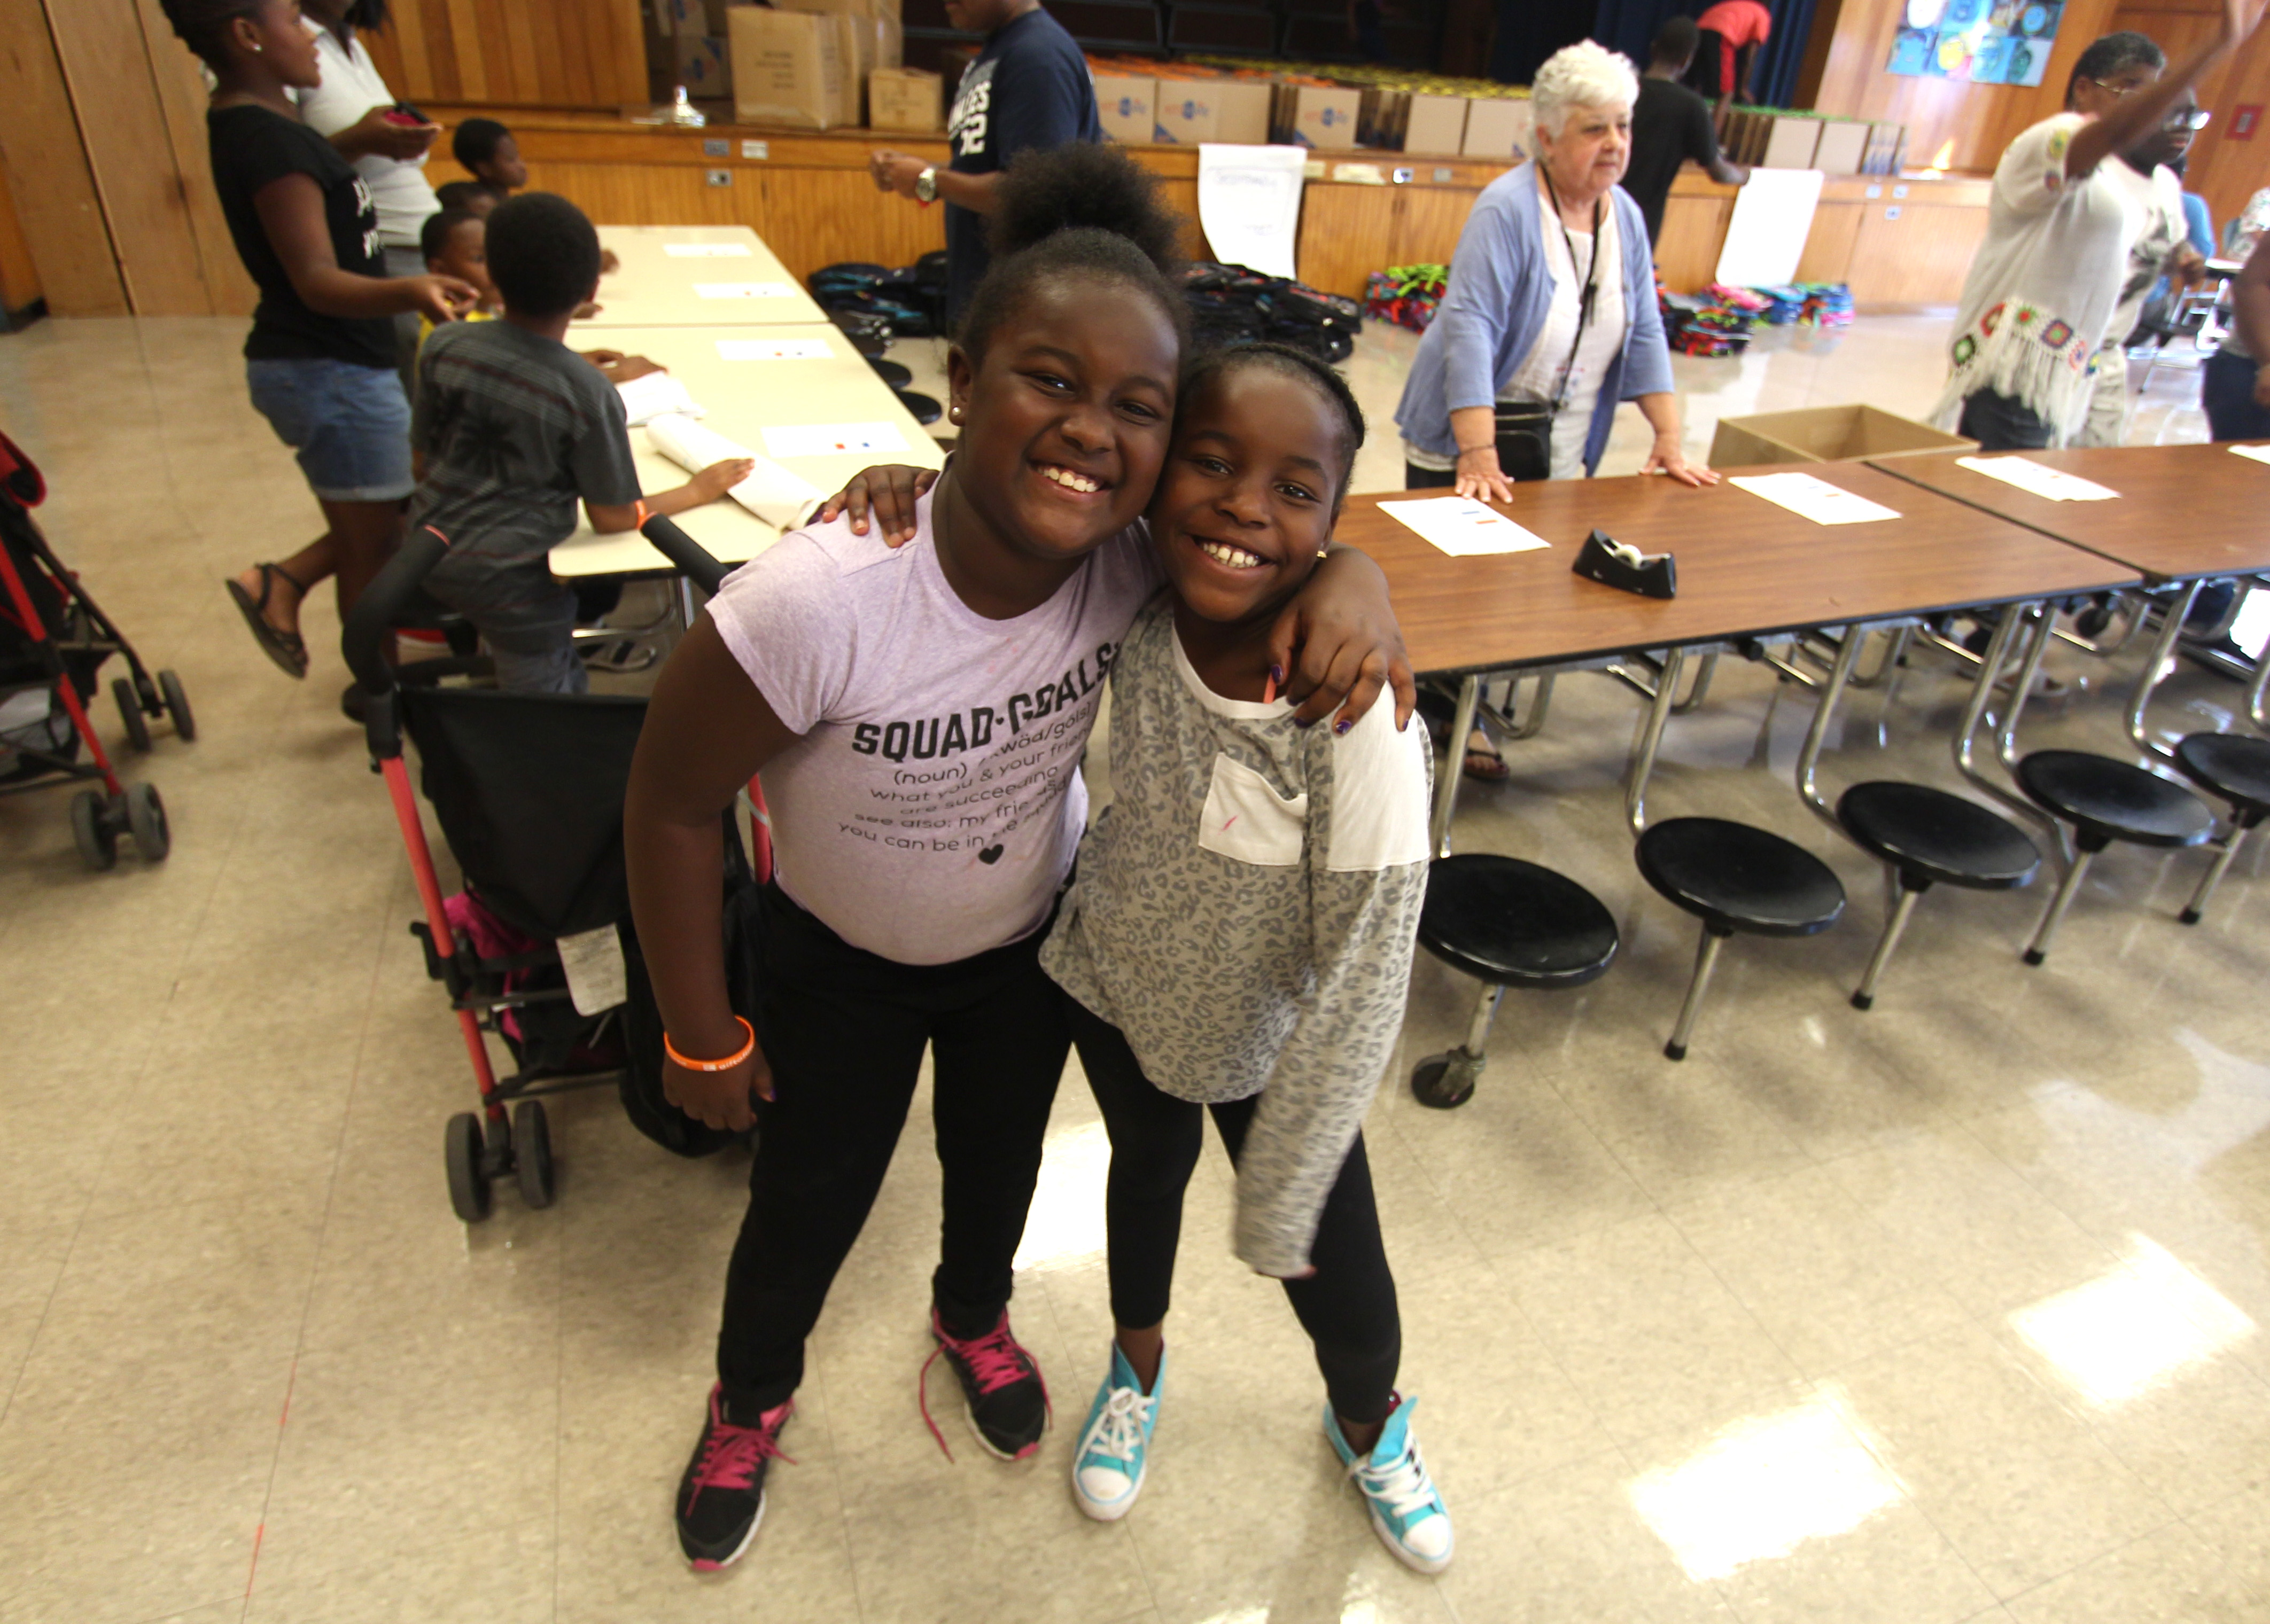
left=409, top=192, right=746, bottom=692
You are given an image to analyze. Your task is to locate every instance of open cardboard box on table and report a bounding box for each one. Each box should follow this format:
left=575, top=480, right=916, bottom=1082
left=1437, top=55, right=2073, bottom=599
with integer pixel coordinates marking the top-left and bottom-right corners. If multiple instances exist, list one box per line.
left=1710, top=405, right=1976, bottom=469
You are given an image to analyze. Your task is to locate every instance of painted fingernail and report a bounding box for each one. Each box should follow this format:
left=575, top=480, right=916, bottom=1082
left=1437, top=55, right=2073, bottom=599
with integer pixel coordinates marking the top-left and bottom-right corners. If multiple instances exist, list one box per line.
left=1334, top=717, right=1352, bottom=736
left=1294, top=715, right=1315, bottom=728
left=1270, top=664, right=1285, bottom=685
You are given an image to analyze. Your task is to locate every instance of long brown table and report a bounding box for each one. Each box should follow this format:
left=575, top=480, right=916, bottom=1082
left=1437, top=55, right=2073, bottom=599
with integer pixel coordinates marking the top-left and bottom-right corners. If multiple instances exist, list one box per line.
left=1341, top=462, right=2140, bottom=678
left=1865, top=442, right=2270, bottom=584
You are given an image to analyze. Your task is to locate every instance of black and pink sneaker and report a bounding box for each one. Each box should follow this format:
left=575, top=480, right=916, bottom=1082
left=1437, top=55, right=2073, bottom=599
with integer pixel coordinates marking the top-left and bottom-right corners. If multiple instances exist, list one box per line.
left=920, top=1307, right=1051, bottom=1462
left=675, top=1384, right=794, bottom=1570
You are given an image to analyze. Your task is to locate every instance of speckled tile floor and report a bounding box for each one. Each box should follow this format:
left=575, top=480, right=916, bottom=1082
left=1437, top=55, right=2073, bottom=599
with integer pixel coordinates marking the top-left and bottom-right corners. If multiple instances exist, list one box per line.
left=0, top=311, right=2265, bottom=1623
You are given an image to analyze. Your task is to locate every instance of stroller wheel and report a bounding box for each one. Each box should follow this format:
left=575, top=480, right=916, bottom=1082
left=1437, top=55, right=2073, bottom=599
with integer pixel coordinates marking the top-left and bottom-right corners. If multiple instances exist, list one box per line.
left=514, top=1100, right=556, bottom=1209
left=159, top=670, right=197, bottom=743
left=71, top=790, right=116, bottom=871
left=446, top=1112, right=492, bottom=1223
left=125, top=782, right=169, bottom=863
left=113, top=678, right=152, bottom=753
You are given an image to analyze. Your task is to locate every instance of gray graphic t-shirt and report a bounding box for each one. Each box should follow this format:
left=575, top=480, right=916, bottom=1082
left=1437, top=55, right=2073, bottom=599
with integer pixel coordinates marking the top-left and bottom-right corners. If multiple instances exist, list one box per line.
left=1041, top=598, right=1432, bottom=1276
left=706, top=487, right=1159, bottom=965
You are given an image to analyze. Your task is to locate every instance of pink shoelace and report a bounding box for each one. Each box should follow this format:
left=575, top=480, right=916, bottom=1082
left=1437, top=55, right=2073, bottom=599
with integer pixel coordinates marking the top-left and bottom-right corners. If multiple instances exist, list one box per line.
left=685, top=1393, right=795, bottom=1510
left=919, top=1311, right=1050, bottom=1462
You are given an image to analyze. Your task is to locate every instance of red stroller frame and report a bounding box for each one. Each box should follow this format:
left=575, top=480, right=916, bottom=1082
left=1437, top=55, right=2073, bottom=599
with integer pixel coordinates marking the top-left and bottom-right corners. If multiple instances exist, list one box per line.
left=343, top=514, right=768, bottom=1221
left=0, top=431, right=192, bottom=870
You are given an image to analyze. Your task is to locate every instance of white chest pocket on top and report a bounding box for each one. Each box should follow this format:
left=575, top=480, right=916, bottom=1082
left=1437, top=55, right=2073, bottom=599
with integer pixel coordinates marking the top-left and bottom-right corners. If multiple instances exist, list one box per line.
left=1196, top=753, right=1308, bottom=866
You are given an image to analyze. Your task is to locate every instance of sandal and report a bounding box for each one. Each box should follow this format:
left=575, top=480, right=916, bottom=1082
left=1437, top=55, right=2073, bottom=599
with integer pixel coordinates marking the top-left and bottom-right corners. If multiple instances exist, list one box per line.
left=1461, top=732, right=1511, bottom=783
left=226, top=562, right=311, bottom=680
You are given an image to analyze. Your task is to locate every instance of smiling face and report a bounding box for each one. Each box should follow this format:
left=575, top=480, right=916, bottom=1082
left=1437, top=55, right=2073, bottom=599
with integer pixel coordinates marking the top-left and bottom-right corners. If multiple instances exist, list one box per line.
left=1148, top=364, right=1346, bottom=629
left=946, top=274, right=1179, bottom=567
left=1537, top=99, right=1632, bottom=204
left=238, top=0, right=323, bottom=87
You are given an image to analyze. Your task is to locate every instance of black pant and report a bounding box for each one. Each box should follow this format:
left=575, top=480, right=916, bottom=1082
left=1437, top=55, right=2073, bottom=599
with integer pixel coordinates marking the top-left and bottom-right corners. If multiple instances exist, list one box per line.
left=2203, top=347, right=2270, bottom=442
left=716, top=883, right=1070, bottom=1414
left=1405, top=462, right=1457, bottom=490
left=1957, top=387, right=2054, bottom=452
left=1067, top=998, right=1401, bottom=1425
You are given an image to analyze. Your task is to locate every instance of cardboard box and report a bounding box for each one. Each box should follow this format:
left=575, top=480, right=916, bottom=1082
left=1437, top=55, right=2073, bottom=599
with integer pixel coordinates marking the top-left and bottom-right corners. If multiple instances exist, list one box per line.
left=664, top=33, right=733, bottom=97
left=778, top=0, right=882, bottom=119
left=1153, top=83, right=1218, bottom=144
left=1460, top=95, right=1532, bottom=161
left=1709, top=405, right=1976, bottom=470
left=1759, top=115, right=1819, bottom=169
left=1092, top=72, right=1156, bottom=144
left=1212, top=80, right=1273, bottom=144
left=729, top=5, right=850, bottom=129
left=1282, top=84, right=1360, bottom=150
left=869, top=66, right=941, bottom=132
left=1402, top=92, right=1467, bottom=154
left=1812, top=119, right=1869, bottom=174
left=652, top=0, right=726, bottom=37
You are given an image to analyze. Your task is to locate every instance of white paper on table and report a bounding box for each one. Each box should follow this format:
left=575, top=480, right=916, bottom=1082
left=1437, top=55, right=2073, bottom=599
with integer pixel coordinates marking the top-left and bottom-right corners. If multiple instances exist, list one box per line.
left=1713, top=168, right=1824, bottom=288
left=1954, top=455, right=2119, bottom=501
left=2229, top=443, right=2270, bottom=465
left=614, top=370, right=705, bottom=426
left=664, top=242, right=753, bottom=257
left=1376, top=496, right=1552, bottom=556
left=645, top=413, right=826, bottom=531
left=716, top=337, right=834, bottom=361
left=694, top=281, right=797, bottom=299
left=1729, top=471, right=1901, bottom=525
left=1197, top=144, right=1307, bottom=281
left=760, top=420, right=909, bottom=459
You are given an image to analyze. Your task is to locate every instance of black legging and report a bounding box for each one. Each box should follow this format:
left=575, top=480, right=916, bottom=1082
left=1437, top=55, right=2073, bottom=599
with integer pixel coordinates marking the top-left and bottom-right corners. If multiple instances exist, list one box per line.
left=1068, top=997, right=1401, bottom=1425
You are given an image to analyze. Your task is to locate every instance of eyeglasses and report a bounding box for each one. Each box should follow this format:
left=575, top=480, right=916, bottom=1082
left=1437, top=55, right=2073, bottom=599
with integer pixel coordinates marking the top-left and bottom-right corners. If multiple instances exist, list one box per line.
left=2089, top=77, right=2144, bottom=96
left=2165, top=107, right=2213, bottom=131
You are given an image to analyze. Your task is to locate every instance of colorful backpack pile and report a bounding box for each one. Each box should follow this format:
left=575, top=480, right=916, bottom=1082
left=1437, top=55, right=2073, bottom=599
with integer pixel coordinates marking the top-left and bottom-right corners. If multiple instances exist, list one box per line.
left=1362, top=264, right=1448, bottom=332
left=1798, top=284, right=1855, bottom=327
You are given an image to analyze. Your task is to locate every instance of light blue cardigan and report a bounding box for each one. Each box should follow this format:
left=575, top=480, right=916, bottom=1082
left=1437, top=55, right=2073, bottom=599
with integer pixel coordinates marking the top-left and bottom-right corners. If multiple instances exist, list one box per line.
left=1393, top=161, right=1674, bottom=475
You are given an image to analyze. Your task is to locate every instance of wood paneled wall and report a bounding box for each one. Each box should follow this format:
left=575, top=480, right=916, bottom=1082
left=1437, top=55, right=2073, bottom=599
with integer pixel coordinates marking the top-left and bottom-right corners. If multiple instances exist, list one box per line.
left=0, top=157, right=42, bottom=318
left=0, top=0, right=127, bottom=317
left=360, top=0, right=650, bottom=110
left=1814, top=0, right=2126, bottom=173
left=2110, top=0, right=2270, bottom=238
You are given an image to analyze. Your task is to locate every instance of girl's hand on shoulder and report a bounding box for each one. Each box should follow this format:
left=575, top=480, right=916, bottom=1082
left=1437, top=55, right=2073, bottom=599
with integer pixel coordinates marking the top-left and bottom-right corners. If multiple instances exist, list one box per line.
left=817, top=465, right=939, bottom=544
left=1268, top=548, right=1418, bottom=734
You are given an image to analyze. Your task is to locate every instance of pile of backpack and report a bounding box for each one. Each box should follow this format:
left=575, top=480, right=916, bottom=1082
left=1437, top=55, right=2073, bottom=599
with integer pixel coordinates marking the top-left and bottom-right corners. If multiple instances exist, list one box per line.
left=807, top=253, right=950, bottom=338
left=1180, top=262, right=1363, bottom=364
left=1362, top=263, right=1448, bottom=333
left=1658, top=283, right=1755, bottom=359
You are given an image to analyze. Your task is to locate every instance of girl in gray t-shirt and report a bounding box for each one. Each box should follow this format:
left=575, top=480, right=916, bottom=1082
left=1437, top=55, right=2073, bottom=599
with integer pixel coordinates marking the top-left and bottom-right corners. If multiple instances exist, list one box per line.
left=1043, top=346, right=1455, bottom=1574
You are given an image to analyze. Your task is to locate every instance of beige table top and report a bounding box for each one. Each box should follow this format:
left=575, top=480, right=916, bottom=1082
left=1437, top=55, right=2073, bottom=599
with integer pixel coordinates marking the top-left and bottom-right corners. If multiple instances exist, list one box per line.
left=570, top=225, right=828, bottom=331
left=550, top=322, right=944, bottom=579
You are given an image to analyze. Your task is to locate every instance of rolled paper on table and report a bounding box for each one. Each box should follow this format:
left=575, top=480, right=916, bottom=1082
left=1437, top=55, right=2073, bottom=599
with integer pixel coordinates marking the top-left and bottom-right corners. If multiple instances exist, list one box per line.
left=644, top=412, right=825, bottom=532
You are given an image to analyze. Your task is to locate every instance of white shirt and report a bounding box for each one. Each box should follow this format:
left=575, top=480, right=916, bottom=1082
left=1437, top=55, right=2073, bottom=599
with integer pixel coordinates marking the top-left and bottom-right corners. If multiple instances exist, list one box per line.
left=292, top=22, right=438, bottom=250
left=1403, top=183, right=1628, bottom=482
left=1933, top=113, right=2147, bottom=444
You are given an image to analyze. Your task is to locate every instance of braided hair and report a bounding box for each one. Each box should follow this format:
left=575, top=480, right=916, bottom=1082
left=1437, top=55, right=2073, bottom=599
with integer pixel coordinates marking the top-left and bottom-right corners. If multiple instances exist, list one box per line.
left=958, top=142, right=1191, bottom=362
left=157, top=0, right=261, bottom=66
left=1180, top=341, right=1367, bottom=501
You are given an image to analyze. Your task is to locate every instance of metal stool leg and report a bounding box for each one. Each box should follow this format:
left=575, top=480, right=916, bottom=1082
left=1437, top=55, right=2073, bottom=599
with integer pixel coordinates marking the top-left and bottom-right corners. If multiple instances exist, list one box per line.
left=2179, top=820, right=2255, bottom=925
left=1412, top=980, right=1504, bottom=1108
left=1851, top=871, right=1928, bottom=1011
left=1665, top=924, right=1730, bottom=1061
left=2023, top=840, right=2101, bottom=965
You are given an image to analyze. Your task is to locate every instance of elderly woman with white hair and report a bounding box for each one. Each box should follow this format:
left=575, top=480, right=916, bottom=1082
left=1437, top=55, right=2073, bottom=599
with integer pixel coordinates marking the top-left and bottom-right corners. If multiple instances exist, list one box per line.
left=1396, top=41, right=1712, bottom=498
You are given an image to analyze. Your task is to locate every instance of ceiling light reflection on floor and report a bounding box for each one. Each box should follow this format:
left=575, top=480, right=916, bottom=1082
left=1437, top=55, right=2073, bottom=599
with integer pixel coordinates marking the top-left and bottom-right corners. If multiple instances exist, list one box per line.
left=2008, top=1233, right=2257, bottom=1408
left=1010, top=1119, right=1111, bottom=1270
left=1628, top=1387, right=1904, bottom=1582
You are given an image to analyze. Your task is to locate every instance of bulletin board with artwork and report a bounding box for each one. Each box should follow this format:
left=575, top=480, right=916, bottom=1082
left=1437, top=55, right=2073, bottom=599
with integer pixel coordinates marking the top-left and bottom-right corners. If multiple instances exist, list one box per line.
left=1887, top=0, right=2065, bottom=85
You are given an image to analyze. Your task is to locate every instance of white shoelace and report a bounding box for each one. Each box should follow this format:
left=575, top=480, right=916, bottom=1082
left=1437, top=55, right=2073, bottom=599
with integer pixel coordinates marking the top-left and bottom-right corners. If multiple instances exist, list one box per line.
left=1352, top=1437, right=1441, bottom=1524
left=1079, top=1384, right=1154, bottom=1465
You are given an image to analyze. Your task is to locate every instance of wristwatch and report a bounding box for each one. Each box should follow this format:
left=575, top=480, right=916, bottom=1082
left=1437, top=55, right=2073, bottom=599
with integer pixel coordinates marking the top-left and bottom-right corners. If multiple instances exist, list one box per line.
left=914, top=166, right=938, bottom=204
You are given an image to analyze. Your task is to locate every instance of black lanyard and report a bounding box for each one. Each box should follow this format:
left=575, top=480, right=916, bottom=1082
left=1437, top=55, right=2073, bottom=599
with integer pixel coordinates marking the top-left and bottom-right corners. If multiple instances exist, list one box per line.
left=1538, top=166, right=1603, bottom=417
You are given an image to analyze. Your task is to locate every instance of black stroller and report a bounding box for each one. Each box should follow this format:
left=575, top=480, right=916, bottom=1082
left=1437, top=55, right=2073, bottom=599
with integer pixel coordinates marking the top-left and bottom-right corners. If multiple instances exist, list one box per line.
left=0, top=430, right=192, bottom=870
left=343, top=515, right=758, bottom=1222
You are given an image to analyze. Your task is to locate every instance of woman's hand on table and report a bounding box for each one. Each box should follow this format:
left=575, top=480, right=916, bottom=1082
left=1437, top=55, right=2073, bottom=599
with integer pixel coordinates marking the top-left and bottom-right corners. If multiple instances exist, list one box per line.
left=1452, top=444, right=1518, bottom=503
left=820, top=465, right=939, bottom=543
left=1644, top=436, right=1720, bottom=488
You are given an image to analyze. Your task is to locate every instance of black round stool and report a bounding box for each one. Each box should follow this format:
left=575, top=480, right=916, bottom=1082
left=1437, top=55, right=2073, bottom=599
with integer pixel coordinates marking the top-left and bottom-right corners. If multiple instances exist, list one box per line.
left=1410, top=854, right=1618, bottom=1107
left=1835, top=782, right=2040, bottom=1009
left=2171, top=731, right=2270, bottom=924
left=868, top=356, right=913, bottom=389
left=2013, top=749, right=2214, bottom=963
left=1634, top=817, right=1845, bottom=1060
left=895, top=388, right=944, bottom=426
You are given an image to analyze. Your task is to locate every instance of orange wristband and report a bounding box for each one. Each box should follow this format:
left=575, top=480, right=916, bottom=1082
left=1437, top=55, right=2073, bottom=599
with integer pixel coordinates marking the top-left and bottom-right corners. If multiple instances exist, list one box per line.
left=633, top=498, right=650, bottom=529
left=664, top=1014, right=754, bottom=1072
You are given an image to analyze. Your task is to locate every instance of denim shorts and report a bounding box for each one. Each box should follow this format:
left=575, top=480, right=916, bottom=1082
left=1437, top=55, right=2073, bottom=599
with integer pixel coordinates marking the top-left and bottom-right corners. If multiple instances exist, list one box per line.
left=245, top=356, right=414, bottom=503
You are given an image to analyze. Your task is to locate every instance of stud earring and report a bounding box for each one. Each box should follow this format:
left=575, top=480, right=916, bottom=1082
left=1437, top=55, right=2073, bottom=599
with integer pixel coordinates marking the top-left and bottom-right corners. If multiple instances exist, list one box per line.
left=1316, top=547, right=1330, bottom=559
left=949, top=405, right=963, bottom=422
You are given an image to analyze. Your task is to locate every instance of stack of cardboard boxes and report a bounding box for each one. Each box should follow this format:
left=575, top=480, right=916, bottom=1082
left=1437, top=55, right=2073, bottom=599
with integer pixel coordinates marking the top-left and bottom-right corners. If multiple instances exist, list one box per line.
left=724, top=0, right=906, bottom=129
left=647, top=0, right=735, bottom=102
left=1085, top=54, right=1535, bottom=158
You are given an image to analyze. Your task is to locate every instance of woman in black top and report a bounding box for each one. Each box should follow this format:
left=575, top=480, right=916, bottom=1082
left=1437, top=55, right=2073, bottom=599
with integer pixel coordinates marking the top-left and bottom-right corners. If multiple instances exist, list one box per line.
left=159, top=0, right=473, bottom=692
